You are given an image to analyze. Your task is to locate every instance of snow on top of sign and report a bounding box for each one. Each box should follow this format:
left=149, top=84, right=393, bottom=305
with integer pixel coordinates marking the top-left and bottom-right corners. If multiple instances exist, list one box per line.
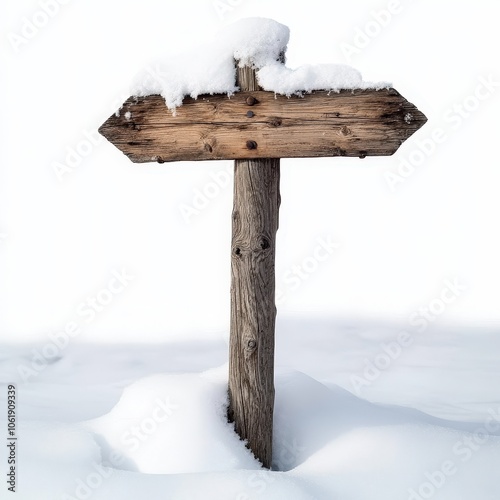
left=223, top=17, right=289, bottom=69
left=131, top=18, right=389, bottom=110
left=257, top=62, right=389, bottom=95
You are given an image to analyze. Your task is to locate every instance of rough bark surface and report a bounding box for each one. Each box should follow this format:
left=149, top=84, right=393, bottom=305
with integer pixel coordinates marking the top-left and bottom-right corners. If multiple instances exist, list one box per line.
left=227, top=64, right=280, bottom=469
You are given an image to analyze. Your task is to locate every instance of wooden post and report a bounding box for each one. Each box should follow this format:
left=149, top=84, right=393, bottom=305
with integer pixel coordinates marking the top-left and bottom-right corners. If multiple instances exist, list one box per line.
left=227, top=64, right=280, bottom=469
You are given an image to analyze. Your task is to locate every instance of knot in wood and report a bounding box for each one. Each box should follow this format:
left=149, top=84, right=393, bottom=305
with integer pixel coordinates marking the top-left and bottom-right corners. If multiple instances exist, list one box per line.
left=259, top=238, right=270, bottom=250
left=268, top=117, right=282, bottom=127
left=246, top=140, right=258, bottom=150
left=247, top=340, right=257, bottom=349
left=340, top=125, right=351, bottom=136
left=234, top=247, right=242, bottom=256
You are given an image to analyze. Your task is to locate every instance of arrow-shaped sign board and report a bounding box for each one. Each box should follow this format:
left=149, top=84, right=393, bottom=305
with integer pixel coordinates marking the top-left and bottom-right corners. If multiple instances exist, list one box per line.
left=99, top=88, right=426, bottom=163
left=99, top=67, right=427, bottom=469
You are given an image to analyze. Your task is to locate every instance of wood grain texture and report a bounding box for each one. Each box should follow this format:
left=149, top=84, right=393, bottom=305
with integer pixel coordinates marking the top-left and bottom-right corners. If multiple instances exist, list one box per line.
left=99, top=89, right=427, bottom=163
left=227, top=65, right=279, bottom=469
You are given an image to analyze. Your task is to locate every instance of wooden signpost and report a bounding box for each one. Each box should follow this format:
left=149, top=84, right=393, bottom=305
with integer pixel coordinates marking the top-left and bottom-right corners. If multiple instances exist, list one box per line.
left=99, top=56, right=426, bottom=469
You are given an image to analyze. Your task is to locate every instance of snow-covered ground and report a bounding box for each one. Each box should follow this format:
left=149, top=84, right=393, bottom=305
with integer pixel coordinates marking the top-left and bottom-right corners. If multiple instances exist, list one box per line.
left=2, top=317, right=499, bottom=500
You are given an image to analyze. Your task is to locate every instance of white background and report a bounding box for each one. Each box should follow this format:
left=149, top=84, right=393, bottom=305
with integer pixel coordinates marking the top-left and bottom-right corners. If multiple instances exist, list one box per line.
left=2, top=0, right=500, bottom=343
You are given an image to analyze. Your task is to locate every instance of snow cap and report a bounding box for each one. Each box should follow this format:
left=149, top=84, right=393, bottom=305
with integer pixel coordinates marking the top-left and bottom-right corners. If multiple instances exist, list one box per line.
left=220, top=17, right=290, bottom=68
left=131, top=17, right=387, bottom=110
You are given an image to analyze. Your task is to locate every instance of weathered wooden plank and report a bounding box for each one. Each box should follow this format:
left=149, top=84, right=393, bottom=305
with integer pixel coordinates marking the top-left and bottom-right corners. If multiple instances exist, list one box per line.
left=228, top=66, right=278, bottom=469
left=98, top=89, right=427, bottom=163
